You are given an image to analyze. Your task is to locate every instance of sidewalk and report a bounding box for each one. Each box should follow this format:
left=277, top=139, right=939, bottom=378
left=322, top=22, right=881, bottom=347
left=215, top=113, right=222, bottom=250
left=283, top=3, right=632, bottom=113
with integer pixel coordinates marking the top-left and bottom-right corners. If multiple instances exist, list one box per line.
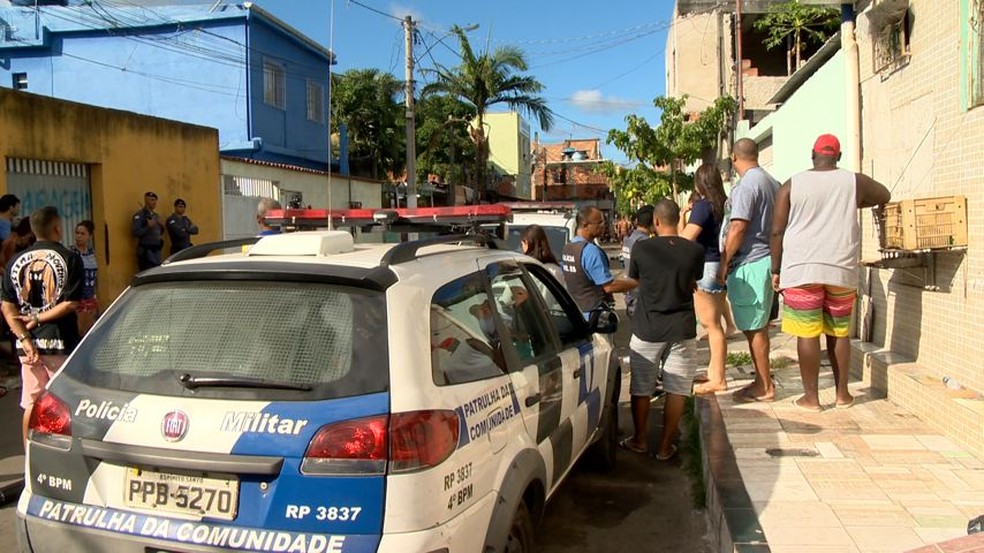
left=699, top=328, right=984, bottom=553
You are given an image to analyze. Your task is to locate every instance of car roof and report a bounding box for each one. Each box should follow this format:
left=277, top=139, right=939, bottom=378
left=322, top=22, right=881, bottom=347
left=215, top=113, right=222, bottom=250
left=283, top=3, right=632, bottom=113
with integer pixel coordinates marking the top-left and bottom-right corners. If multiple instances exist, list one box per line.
left=138, top=232, right=530, bottom=289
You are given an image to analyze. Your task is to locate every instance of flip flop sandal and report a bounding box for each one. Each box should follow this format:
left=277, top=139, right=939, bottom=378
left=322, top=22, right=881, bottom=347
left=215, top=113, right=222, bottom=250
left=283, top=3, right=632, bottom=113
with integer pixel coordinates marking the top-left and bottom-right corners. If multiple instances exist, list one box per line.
left=655, top=445, right=678, bottom=461
left=835, top=397, right=855, bottom=409
left=618, top=437, right=648, bottom=454
left=732, top=387, right=774, bottom=403
left=793, top=398, right=823, bottom=413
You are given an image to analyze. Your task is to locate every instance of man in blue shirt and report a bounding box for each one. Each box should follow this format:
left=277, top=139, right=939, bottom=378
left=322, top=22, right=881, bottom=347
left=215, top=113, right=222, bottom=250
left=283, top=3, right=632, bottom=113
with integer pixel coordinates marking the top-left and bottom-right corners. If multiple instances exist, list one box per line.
left=0, top=194, right=21, bottom=241
left=562, top=207, right=635, bottom=319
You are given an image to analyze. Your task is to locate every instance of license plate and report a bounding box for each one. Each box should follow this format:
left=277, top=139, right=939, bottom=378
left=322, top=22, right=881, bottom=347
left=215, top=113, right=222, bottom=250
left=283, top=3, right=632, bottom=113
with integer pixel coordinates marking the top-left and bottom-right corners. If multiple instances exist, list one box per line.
left=125, top=468, right=239, bottom=520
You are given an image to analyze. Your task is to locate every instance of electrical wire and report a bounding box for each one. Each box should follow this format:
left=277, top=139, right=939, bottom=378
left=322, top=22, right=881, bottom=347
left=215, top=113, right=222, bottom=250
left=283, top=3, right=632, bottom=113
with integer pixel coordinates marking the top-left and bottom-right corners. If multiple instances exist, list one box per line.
left=345, top=0, right=403, bottom=23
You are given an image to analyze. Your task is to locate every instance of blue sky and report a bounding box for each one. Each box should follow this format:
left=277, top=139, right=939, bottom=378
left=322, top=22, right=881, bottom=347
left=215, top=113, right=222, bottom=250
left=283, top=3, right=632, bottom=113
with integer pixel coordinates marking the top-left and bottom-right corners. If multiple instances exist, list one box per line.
left=258, top=0, right=675, bottom=158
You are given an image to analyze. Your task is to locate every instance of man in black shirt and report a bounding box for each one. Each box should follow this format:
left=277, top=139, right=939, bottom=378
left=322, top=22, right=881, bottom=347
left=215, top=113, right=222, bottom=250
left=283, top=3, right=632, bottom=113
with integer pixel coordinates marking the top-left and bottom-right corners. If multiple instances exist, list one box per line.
left=620, top=199, right=704, bottom=460
left=166, top=198, right=199, bottom=255
left=1, top=206, right=83, bottom=444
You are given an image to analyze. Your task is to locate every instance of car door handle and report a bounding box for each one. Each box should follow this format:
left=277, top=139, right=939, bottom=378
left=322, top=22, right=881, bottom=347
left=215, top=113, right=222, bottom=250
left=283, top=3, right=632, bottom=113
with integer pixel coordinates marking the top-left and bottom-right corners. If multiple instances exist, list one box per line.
left=573, top=368, right=582, bottom=379
left=525, top=394, right=541, bottom=407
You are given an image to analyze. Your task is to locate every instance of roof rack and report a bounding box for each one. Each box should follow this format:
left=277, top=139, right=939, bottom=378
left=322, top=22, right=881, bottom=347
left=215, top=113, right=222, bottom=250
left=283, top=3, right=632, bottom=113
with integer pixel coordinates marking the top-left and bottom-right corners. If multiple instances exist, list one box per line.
left=162, top=237, right=260, bottom=265
left=380, top=233, right=499, bottom=267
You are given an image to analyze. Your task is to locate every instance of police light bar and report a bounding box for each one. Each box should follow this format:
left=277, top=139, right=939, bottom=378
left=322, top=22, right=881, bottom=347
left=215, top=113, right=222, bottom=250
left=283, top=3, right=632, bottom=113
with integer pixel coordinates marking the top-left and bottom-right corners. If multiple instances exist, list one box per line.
left=264, top=205, right=512, bottom=230
left=499, top=202, right=577, bottom=213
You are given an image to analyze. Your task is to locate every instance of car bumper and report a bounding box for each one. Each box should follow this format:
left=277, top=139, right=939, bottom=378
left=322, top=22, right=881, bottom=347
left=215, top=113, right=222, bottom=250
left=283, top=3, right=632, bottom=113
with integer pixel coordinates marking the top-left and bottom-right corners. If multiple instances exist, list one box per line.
left=377, top=492, right=496, bottom=553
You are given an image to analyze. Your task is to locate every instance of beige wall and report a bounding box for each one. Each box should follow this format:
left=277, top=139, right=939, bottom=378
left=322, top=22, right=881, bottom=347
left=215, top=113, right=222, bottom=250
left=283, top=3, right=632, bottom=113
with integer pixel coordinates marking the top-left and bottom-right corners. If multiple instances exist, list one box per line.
left=0, top=89, right=221, bottom=303
left=856, top=0, right=984, bottom=394
left=666, top=9, right=733, bottom=113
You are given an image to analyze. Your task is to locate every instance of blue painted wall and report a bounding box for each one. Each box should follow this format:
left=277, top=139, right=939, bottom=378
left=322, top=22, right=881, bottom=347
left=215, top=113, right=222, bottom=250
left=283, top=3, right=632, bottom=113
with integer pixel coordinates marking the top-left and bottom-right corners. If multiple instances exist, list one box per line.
left=0, top=5, right=330, bottom=168
left=247, top=16, right=330, bottom=166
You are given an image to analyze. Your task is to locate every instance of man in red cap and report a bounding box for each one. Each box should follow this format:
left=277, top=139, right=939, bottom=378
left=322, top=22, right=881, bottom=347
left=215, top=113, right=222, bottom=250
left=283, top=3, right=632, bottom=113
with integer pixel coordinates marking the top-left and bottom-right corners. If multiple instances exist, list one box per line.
left=769, top=134, right=891, bottom=412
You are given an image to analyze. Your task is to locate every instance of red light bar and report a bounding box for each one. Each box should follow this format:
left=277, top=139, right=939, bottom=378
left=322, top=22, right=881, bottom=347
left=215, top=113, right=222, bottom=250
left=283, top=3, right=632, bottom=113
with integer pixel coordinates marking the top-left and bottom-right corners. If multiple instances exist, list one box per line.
left=264, top=205, right=511, bottom=229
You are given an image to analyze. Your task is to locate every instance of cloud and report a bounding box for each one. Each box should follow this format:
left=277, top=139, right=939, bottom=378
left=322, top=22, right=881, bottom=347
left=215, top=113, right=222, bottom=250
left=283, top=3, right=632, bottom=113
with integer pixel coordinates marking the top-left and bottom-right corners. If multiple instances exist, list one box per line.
left=567, top=89, right=641, bottom=114
left=388, top=2, right=424, bottom=22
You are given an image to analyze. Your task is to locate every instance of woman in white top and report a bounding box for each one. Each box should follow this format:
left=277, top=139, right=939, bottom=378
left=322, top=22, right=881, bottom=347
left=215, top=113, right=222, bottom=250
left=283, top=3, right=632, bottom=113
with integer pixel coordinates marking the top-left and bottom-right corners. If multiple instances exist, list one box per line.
left=520, top=224, right=565, bottom=286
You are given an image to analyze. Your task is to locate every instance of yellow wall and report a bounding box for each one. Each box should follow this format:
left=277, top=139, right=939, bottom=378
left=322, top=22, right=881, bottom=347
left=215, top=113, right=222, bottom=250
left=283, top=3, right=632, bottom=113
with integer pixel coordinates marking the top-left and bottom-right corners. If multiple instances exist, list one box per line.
left=481, top=112, right=532, bottom=199
left=0, top=88, right=221, bottom=304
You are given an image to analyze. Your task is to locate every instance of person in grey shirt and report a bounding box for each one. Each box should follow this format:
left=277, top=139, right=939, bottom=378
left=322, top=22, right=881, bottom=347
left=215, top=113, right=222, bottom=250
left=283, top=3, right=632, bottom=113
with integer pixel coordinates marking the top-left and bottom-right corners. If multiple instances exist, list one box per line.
left=718, top=138, right=779, bottom=404
left=621, top=205, right=653, bottom=319
left=131, top=191, right=164, bottom=271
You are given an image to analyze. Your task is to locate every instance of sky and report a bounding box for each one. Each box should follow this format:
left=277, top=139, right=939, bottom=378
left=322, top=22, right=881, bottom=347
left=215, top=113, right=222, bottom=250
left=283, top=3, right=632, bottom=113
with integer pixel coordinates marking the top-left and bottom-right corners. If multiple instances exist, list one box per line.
left=261, top=0, right=676, bottom=160
left=3, top=0, right=677, bottom=161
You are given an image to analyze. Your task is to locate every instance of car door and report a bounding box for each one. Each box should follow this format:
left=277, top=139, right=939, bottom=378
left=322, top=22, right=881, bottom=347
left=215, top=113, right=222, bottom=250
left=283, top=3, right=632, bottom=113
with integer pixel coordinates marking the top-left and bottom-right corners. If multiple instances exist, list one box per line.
left=523, top=263, right=608, bottom=464
left=483, top=261, right=576, bottom=492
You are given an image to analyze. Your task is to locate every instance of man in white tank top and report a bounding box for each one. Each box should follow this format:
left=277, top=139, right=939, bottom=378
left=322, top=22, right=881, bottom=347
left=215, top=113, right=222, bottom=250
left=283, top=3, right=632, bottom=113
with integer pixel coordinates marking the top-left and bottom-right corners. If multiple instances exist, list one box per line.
left=770, top=134, right=891, bottom=412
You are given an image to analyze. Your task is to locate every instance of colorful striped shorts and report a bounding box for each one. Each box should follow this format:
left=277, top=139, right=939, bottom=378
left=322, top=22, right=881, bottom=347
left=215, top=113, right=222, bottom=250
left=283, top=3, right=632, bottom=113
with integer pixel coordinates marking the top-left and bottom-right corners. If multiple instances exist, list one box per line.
left=781, top=285, right=856, bottom=338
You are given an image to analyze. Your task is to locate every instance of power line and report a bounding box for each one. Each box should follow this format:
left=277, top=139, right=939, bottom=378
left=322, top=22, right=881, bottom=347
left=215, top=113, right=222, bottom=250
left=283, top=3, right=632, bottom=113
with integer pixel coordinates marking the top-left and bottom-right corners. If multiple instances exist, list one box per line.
left=345, top=0, right=403, bottom=23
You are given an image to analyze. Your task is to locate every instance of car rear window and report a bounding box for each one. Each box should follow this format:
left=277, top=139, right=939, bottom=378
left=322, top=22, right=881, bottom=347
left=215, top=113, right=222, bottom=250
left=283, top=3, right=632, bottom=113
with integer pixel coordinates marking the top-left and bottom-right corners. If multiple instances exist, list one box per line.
left=62, top=281, right=388, bottom=400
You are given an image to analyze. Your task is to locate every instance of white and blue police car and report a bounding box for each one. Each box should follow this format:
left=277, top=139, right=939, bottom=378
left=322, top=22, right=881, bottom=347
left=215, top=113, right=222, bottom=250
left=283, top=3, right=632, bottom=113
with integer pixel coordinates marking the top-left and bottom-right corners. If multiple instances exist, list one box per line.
left=17, top=220, right=619, bottom=553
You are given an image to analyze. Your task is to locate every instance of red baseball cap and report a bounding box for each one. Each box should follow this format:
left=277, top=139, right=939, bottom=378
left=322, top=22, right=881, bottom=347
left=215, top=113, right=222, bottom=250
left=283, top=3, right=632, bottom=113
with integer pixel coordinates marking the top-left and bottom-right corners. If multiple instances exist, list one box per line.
left=813, top=134, right=841, bottom=156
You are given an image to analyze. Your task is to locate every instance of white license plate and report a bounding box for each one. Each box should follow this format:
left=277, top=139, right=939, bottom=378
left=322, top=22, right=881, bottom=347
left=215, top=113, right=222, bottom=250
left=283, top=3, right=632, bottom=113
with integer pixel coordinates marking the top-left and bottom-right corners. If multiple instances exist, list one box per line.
left=124, top=468, right=239, bottom=520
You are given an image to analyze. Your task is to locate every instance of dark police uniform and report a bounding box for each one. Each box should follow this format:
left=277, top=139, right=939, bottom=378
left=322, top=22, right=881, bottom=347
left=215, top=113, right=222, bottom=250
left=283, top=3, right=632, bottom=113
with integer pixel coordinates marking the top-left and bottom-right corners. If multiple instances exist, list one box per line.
left=166, top=213, right=199, bottom=255
left=561, top=239, right=614, bottom=318
left=132, top=208, right=164, bottom=271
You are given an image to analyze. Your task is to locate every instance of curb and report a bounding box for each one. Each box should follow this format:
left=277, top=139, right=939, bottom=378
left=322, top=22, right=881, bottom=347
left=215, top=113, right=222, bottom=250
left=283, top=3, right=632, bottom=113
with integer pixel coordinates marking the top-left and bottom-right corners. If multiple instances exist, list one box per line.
left=0, top=477, right=23, bottom=506
left=696, top=394, right=770, bottom=553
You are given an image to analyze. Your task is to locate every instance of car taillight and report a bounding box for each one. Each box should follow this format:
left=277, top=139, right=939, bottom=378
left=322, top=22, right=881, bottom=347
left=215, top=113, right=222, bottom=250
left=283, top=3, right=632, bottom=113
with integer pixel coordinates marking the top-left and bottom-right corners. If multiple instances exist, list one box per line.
left=29, top=392, right=72, bottom=449
left=389, top=410, right=459, bottom=473
left=301, top=410, right=460, bottom=476
left=301, top=415, right=388, bottom=475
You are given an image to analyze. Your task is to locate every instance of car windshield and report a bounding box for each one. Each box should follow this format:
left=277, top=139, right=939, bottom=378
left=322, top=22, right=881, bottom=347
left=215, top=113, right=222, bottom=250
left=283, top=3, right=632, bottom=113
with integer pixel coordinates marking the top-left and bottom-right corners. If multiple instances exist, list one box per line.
left=505, top=225, right=569, bottom=260
left=61, top=280, right=389, bottom=400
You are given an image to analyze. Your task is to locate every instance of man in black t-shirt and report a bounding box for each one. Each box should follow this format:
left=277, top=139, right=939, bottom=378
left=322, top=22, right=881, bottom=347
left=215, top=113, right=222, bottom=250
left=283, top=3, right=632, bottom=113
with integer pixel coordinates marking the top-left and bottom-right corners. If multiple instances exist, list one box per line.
left=1, top=206, right=83, bottom=445
left=620, top=199, right=704, bottom=461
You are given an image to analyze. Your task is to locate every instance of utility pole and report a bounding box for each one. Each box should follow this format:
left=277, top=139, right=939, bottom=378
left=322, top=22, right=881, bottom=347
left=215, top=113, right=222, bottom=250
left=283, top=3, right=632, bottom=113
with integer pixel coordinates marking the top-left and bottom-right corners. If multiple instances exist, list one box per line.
left=404, top=15, right=417, bottom=209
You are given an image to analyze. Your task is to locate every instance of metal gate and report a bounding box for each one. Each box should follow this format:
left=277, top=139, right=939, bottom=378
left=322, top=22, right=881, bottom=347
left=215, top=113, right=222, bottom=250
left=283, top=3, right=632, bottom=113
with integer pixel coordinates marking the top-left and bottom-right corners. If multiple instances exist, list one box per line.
left=5, top=158, right=92, bottom=247
left=221, top=174, right=280, bottom=240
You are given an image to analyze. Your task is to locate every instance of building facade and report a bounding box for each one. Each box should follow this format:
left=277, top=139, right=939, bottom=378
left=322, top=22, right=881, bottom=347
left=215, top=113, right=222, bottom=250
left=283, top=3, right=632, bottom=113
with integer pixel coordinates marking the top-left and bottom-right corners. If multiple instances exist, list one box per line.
left=0, top=2, right=332, bottom=170
left=482, top=112, right=533, bottom=200
left=531, top=138, right=613, bottom=204
left=0, top=87, right=222, bottom=302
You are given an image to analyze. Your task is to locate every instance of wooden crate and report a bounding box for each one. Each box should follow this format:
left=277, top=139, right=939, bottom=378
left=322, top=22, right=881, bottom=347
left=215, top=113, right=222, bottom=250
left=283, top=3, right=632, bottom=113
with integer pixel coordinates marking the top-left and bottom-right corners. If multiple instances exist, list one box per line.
left=879, top=195, right=967, bottom=251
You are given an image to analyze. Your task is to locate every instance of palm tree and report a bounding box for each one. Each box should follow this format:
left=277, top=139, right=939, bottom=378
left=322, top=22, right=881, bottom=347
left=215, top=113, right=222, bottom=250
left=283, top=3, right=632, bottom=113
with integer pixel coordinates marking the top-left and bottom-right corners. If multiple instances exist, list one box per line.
left=422, top=27, right=553, bottom=202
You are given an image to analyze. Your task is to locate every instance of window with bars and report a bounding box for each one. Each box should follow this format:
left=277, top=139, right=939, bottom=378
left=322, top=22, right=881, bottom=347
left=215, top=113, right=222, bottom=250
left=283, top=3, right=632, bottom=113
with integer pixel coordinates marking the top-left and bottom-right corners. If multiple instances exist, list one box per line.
left=263, top=58, right=286, bottom=109
left=306, top=80, right=325, bottom=123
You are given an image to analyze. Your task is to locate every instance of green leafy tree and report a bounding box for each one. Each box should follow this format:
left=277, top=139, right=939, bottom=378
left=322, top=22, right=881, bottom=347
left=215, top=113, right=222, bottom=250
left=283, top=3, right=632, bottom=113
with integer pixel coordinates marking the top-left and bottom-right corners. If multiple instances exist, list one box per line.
left=606, top=95, right=736, bottom=202
left=415, top=94, right=477, bottom=187
left=331, top=68, right=404, bottom=180
left=754, top=0, right=840, bottom=75
left=422, top=27, right=553, bottom=201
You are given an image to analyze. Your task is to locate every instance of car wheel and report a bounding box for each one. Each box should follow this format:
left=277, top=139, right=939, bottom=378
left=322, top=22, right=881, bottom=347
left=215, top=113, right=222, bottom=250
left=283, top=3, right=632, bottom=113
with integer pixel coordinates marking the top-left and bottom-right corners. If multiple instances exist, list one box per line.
left=503, top=502, right=534, bottom=553
left=587, top=401, right=618, bottom=471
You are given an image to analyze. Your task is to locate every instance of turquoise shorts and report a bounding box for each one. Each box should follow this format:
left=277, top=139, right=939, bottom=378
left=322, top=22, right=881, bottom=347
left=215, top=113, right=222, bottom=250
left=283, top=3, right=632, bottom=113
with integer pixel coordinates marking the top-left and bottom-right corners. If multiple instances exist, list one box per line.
left=727, top=256, right=775, bottom=332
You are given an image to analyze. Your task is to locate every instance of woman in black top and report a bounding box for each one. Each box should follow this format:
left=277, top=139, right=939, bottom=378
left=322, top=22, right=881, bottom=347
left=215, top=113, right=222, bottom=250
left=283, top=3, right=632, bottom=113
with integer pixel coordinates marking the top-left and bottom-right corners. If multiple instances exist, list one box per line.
left=682, top=164, right=736, bottom=394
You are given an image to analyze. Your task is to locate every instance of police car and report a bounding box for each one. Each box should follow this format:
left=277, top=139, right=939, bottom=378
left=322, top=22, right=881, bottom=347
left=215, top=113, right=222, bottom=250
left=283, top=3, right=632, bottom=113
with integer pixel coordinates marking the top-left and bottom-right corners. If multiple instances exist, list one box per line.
left=17, top=206, right=620, bottom=553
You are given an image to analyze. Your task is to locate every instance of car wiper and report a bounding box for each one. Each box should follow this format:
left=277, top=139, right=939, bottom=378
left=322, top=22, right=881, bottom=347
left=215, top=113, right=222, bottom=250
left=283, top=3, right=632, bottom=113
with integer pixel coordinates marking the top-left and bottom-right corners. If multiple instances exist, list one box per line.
left=178, top=373, right=313, bottom=391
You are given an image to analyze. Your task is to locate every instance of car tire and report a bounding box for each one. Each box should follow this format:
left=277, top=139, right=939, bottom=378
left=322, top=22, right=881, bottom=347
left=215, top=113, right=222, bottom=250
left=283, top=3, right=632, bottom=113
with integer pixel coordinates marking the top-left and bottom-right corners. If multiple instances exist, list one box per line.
left=503, top=501, right=534, bottom=553
left=586, top=401, right=618, bottom=471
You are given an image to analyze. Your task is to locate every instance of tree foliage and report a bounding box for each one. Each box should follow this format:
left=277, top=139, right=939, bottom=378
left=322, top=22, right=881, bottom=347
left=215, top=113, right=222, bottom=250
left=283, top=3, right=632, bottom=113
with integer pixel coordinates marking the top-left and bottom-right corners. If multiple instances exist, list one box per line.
left=415, top=94, right=477, bottom=186
left=331, top=68, right=404, bottom=180
left=753, top=0, right=840, bottom=74
left=606, top=94, right=736, bottom=204
left=422, top=27, right=553, bottom=201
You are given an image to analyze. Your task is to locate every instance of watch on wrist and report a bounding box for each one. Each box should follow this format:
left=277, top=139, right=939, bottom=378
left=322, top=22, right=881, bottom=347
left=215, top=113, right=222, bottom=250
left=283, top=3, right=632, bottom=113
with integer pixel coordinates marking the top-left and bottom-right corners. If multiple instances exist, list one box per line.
left=17, top=334, right=31, bottom=343
left=771, top=268, right=781, bottom=275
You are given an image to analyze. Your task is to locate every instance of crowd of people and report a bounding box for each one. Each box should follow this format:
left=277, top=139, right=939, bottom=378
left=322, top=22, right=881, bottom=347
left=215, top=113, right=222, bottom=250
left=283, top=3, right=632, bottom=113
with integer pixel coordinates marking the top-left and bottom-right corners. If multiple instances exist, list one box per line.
left=552, top=134, right=891, bottom=459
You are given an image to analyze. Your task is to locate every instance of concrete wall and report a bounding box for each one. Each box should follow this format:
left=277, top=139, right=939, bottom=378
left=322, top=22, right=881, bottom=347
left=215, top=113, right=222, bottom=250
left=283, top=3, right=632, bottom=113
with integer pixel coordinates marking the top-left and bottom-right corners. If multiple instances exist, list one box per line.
left=666, top=9, right=733, bottom=113
left=739, top=50, right=851, bottom=183
left=0, top=88, right=222, bottom=303
left=483, top=112, right=532, bottom=199
left=220, top=158, right=382, bottom=211
left=855, top=0, right=984, bottom=396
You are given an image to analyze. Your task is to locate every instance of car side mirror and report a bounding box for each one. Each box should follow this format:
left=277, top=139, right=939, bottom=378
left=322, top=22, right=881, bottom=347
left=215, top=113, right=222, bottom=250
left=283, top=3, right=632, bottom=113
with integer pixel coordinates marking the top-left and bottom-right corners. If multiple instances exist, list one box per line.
left=588, top=307, right=618, bottom=334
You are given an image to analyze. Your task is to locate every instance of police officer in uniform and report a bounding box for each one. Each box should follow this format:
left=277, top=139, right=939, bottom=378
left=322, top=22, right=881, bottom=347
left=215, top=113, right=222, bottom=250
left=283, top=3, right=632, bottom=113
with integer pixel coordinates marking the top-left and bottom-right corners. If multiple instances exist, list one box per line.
left=166, top=198, right=199, bottom=255
left=132, top=191, right=164, bottom=271
left=561, top=206, right=636, bottom=320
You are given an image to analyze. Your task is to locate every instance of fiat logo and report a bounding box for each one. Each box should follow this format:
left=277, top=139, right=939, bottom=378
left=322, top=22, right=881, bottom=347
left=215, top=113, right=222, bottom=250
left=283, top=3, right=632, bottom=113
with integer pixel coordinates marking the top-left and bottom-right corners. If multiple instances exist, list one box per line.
left=161, top=411, right=189, bottom=442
